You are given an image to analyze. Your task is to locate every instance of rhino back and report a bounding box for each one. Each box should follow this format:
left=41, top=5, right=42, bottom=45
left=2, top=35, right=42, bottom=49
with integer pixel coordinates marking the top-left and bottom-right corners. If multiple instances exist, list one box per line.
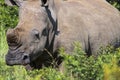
left=56, top=0, right=120, bottom=55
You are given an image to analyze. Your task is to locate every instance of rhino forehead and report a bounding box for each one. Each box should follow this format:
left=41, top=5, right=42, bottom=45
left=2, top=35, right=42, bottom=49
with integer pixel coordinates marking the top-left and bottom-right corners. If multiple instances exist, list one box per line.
left=19, top=5, right=47, bottom=24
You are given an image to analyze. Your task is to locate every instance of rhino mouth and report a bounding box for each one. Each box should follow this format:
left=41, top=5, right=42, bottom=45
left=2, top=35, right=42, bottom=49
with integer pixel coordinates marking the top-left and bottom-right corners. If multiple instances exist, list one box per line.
left=5, top=52, right=30, bottom=66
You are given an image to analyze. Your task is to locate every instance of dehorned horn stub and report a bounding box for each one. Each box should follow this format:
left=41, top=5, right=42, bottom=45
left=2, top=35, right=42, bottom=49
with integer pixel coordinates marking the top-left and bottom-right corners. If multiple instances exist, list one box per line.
left=6, top=29, right=18, bottom=46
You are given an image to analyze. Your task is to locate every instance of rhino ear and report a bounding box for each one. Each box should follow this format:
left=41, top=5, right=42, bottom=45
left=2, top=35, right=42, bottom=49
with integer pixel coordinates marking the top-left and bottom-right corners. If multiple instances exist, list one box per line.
left=41, top=0, right=48, bottom=6
left=5, top=0, right=23, bottom=6
left=5, top=0, right=16, bottom=6
left=41, top=0, right=56, bottom=23
left=41, top=0, right=54, bottom=8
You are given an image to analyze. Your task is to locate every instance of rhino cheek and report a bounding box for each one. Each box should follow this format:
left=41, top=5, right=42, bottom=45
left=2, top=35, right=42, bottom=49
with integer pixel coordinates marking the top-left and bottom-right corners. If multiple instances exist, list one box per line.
left=34, top=36, right=47, bottom=51
left=39, top=36, right=47, bottom=49
left=29, top=36, right=47, bottom=61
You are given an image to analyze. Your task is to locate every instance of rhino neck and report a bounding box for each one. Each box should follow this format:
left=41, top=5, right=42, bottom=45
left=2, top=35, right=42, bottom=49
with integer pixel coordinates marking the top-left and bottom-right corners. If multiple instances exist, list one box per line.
left=44, top=4, right=58, bottom=51
left=44, top=1, right=63, bottom=53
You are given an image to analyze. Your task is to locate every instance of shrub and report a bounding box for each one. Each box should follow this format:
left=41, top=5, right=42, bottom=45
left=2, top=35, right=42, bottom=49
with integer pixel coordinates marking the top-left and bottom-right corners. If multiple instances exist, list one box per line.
left=1, top=0, right=120, bottom=80
left=62, top=43, right=103, bottom=80
left=106, top=0, right=120, bottom=10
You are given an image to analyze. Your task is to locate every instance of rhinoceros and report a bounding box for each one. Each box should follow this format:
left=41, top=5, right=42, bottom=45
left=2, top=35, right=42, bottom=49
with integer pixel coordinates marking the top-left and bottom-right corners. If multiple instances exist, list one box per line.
left=5, top=0, right=120, bottom=69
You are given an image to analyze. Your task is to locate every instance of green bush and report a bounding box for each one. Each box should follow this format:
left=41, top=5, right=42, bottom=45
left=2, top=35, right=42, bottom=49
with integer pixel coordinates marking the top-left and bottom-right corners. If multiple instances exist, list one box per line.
left=106, top=0, right=120, bottom=10
left=1, top=0, right=120, bottom=80
left=63, top=43, right=103, bottom=80
left=0, top=0, right=18, bottom=29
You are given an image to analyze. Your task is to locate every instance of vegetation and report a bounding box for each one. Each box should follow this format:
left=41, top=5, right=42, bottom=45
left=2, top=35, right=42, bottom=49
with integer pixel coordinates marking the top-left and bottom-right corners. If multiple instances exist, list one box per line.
left=107, top=0, right=120, bottom=10
left=0, top=0, right=120, bottom=80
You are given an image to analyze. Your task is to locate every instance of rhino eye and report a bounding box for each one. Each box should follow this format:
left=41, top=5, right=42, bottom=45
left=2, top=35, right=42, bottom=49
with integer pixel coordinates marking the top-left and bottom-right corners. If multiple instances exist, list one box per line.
left=32, top=29, right=40, bottom=40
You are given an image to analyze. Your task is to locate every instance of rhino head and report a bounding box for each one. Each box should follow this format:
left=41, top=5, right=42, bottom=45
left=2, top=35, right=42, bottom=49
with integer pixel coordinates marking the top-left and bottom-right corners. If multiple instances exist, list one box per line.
left=5, top=0, right=57, bottom=68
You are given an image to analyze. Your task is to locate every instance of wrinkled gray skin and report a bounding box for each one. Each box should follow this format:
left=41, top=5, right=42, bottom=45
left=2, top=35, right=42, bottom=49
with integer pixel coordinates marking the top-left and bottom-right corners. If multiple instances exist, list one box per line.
left=5, top=0, right=120, bottom=70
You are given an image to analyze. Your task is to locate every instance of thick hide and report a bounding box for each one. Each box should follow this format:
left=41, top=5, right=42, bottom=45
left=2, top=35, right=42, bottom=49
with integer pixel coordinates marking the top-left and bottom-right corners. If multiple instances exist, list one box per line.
left=5, top=0, right=120, bottom=69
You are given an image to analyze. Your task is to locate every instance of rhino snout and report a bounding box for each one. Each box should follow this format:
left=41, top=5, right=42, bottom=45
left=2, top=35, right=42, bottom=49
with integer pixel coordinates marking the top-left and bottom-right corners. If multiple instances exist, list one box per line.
left=5, top=52, right=30, bottom=66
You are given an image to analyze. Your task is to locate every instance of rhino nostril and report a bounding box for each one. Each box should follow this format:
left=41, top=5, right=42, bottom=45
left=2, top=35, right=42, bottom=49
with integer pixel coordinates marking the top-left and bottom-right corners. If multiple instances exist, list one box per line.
left=22, top=54, right=30, bottom=64
left=22, top=54, right=29, bottom=60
